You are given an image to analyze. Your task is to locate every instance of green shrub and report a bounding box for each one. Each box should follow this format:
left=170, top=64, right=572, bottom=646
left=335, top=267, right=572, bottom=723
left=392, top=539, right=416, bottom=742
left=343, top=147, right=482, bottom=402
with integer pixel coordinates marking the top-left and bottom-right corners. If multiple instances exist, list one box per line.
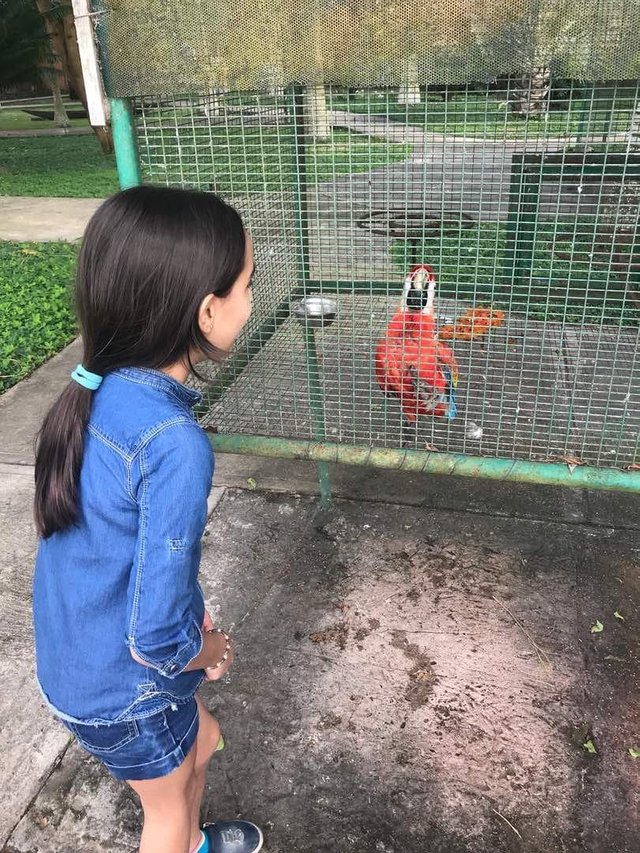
left=0, top=242, right=78, bottom=393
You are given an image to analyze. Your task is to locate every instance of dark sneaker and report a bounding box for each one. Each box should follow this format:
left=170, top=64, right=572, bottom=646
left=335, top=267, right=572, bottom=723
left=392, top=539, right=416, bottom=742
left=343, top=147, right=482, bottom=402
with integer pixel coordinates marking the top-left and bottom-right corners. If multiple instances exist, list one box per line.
left=203, top=820, right=264, bottom=853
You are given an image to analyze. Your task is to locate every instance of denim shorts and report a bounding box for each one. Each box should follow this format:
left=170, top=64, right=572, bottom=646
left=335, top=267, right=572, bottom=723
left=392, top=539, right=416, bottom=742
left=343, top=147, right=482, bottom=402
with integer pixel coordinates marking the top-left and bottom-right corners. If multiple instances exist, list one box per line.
left=62, top=698, right=199, bottom=781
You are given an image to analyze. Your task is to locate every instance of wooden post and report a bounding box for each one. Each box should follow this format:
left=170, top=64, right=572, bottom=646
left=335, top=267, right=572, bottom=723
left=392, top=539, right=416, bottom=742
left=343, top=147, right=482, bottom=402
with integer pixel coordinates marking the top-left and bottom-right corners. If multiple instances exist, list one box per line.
left=71, top=0, right=108, bottom=127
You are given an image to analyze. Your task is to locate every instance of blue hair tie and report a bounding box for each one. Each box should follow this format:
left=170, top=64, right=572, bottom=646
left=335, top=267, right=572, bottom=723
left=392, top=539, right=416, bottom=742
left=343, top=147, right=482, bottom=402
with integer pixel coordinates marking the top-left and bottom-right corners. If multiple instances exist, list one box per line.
left=71, top=364, right=103, bottom=391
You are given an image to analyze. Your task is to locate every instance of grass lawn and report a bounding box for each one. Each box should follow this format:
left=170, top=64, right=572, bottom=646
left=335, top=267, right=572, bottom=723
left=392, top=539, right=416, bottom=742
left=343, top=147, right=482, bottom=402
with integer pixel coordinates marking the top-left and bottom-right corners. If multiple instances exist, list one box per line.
left=0, top=135, right=119, bottom=197
left=328, top=88, right=637, bottom=140
left=391, top=221, right=639, bottom=326
left=0, top=242, right=78, bottom=394
left=1, top=125, right=410, bottom=197
left=138, top=126, right=412, bottom=192
left=0, top=108, right=89, bottom=132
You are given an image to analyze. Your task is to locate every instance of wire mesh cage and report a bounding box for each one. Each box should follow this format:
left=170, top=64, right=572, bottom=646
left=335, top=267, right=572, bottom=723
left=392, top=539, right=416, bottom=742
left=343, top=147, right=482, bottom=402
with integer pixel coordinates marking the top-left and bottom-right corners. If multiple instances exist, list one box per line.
left=93, top=2, right=640, bottom=494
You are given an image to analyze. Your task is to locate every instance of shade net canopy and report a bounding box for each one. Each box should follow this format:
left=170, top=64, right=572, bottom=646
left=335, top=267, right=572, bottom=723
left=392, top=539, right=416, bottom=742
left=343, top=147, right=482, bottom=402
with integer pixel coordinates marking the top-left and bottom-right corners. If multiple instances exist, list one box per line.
left=99, top=0, right=640, bottom=95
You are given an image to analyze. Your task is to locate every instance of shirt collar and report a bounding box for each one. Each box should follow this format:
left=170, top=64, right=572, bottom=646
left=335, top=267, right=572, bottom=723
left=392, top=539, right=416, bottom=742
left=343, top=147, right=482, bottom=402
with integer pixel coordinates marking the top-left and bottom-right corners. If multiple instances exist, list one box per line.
left=115, top=367, right=203, bottom=409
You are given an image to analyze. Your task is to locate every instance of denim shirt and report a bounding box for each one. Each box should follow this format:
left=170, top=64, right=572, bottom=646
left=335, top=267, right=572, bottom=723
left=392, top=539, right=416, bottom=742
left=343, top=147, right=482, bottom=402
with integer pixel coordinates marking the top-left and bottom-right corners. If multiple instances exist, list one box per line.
left=33, top=368, right=214, bottom=724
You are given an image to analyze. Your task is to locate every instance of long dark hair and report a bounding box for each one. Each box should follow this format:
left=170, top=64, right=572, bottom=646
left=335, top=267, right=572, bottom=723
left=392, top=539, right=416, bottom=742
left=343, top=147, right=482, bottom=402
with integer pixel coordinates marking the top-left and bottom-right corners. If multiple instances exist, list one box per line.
left=34, top=185, right=246, bottom=538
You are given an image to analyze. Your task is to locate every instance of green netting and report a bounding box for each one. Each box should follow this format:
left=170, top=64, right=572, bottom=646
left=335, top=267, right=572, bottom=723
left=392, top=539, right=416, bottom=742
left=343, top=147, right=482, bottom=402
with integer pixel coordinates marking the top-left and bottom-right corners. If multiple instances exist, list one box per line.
left=99, top=0, right=640, bottom=95
left=130, top=82, right=640, bottom=468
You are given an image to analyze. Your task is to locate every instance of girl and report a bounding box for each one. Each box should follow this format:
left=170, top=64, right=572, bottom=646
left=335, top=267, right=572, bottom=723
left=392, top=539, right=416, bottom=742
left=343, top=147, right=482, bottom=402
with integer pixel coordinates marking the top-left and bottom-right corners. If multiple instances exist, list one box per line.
left=33, top=185, right=263, bottom=853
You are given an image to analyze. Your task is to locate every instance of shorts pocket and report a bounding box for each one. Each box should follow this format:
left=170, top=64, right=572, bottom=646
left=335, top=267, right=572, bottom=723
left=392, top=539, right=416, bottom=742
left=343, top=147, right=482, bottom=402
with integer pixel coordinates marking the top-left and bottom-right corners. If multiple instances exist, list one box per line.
left=68, top=719, right=139, bottom=755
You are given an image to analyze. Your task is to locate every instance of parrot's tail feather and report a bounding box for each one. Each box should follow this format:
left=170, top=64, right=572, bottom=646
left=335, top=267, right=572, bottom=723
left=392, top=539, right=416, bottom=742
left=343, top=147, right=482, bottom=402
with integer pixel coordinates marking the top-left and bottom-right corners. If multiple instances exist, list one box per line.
left=443, top=366, right=457, bottom=420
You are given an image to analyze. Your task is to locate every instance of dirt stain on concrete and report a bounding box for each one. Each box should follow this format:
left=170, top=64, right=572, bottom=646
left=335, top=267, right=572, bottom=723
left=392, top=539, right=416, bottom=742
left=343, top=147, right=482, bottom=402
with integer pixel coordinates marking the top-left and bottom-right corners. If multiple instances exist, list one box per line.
left=391, top=629, right=437, bottom=708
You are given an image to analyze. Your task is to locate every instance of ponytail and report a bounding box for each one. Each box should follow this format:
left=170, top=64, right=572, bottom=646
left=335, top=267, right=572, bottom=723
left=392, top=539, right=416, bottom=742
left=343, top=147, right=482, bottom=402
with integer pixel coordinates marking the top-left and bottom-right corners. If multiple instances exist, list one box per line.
left=34, top=382, right=93, bottom=538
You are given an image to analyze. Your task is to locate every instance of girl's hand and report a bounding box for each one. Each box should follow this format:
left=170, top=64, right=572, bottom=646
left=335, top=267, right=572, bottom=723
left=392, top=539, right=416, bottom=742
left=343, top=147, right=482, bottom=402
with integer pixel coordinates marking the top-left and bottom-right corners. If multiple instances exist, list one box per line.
left=204, top=630, right=234, bottom=681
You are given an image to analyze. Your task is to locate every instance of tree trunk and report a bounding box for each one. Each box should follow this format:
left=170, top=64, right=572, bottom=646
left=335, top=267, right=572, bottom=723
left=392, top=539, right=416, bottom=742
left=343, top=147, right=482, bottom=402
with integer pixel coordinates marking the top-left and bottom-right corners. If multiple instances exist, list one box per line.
left=201, top=88, right=222, bottom=119
left=35, top=0, right=113, bottom=152
left=510, top=67, right=550, bottom=118
left=50, top=75, right=70, bottom=127
left=305, top=85, right=330, bottom=141
left=38, top=57, right=69, bottom=128
left=398, top=57, right=421, bottom=105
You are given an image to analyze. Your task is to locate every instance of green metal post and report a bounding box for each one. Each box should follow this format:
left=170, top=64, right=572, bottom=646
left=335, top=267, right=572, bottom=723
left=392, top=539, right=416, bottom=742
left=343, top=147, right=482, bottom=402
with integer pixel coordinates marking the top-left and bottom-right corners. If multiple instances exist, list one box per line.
left=517, top=166, right=540, bottom=291
left=503, top=153, right=524, bottom=287
left=287, top=83, right=332, bottom=508
left=287, top=84, right=311, bottom=289
left=303, top=325, right=332, bottom=507
left=503, top=154, right=540, bottom=291
left=110, top=98, right=142, bottom=189
left=207, top=434, right=640, bottom=494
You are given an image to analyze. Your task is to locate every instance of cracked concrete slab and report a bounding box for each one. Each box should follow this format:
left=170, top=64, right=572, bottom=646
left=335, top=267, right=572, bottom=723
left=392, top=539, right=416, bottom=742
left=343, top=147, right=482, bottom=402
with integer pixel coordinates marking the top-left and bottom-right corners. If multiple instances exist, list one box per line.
left=5, top=491, right=638, bottom=853
left=0, top=463, right=70, bottom=848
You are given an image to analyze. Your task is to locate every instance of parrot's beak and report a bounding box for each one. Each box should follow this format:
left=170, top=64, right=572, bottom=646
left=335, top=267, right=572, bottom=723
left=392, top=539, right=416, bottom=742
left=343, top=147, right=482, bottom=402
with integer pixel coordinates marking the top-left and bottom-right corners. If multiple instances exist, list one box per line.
left=403, top=265, right=437, bottom=314
left=405, top=286, right=430, bottom=312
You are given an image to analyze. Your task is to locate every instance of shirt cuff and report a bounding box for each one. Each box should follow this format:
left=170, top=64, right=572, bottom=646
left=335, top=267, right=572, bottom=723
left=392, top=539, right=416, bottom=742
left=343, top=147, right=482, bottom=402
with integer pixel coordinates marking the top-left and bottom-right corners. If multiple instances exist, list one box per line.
left=132, top=616, right=204, bottom=679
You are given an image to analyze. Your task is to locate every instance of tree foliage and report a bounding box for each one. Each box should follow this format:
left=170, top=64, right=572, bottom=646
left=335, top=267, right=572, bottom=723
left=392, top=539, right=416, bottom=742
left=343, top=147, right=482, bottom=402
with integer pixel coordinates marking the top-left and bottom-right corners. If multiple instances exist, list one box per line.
left=0, top=0, right=49, bottom=86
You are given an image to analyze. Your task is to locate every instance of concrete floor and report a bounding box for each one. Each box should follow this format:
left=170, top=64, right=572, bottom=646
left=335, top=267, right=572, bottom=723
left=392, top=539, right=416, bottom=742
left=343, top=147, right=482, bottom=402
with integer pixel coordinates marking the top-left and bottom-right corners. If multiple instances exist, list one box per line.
left=1, top=343, right=639, bottom=853
left=202, top=296, right=640, bottom=468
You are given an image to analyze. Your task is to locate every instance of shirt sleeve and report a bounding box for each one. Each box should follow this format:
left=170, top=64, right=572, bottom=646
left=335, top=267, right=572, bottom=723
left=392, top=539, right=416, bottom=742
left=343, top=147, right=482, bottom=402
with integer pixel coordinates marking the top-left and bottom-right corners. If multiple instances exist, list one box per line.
left=127, top=421, right=214, bottom=678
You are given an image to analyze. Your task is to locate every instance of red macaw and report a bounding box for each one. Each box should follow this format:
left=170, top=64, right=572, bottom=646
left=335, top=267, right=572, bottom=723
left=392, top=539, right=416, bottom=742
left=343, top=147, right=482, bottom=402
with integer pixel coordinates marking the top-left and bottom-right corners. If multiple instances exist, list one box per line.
left=375, top=264, right=458, bottom=426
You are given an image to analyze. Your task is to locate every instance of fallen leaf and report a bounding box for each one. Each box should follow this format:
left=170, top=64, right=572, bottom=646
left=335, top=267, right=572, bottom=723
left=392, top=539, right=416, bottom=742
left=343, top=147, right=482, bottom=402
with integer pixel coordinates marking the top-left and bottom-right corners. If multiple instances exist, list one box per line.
left=628, top=747, right=640, bottom=758
left=548, top=454, right=585, bottom=474
left=583, top=739, right=597, bottom=754
left=604, top=654, right=626, bottom=662
left=424, top=443, right=439, bottom=451
left=614, top=611, right=625, bottom=621
left=411, top=668, right=435, bottom=684
left=20, top=248, right=39, bottom=255
left=591, top=620, right=604, bottom=633
left=625, top=463, right=640, bottom=471
left=564, top=454, right=585, bottom=466
left=246, top=477, right=257, bottom=490
left=563, top=454, right=585, bottom=474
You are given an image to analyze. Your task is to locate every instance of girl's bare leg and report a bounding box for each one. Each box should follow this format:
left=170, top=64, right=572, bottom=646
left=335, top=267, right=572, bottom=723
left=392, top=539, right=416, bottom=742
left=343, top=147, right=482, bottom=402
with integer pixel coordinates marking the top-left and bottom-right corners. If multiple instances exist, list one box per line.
left=127, top=743, right=197, bottom=853
left=126, top=697, right=221, bottom=853
left=187, top=694, right=223, bottom=850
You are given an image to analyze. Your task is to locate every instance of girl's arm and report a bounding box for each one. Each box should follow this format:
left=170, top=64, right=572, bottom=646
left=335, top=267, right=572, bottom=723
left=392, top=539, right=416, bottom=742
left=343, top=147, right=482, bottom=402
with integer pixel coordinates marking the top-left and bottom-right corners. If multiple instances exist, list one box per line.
left=127, top=421, right=216, bottom=677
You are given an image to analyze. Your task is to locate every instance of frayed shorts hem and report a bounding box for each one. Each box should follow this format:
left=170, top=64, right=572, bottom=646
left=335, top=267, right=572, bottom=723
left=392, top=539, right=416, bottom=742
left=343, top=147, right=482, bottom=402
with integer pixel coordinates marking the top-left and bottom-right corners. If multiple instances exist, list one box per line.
left=62, top=697, right=199, bottom=781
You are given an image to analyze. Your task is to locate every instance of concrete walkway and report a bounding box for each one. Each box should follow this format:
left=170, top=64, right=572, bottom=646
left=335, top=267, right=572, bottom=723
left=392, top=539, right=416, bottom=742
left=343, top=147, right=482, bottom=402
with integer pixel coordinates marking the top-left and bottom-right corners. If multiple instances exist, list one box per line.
left=0, top=127, right=93, bottom=139
left=0, top=342, right=639, bottom=852
left=0, top=197, right=103, bottom=242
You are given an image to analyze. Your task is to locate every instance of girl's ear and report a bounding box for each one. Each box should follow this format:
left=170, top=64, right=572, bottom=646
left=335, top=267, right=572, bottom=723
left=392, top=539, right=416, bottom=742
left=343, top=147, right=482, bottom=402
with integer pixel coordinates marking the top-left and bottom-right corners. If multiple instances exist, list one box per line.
left=198, top=294, right=217, bottom=334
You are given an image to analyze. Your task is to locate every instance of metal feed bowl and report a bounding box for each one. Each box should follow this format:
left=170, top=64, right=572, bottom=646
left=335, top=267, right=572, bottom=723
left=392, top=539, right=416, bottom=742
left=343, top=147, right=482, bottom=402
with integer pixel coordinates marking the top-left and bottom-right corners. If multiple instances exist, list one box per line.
left=293, top=296, right=338, bottom=329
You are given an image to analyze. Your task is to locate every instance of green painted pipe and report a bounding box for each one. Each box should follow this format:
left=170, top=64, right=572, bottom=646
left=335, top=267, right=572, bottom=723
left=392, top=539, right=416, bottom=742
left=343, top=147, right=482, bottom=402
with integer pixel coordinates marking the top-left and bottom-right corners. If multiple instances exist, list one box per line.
left=110, top=98, right=142, bottom=189
left=302, top=324, right=332, bottom=508
left=287, top=84, right=332, bottom=507
left=208, top=434, right=640, bottom=493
